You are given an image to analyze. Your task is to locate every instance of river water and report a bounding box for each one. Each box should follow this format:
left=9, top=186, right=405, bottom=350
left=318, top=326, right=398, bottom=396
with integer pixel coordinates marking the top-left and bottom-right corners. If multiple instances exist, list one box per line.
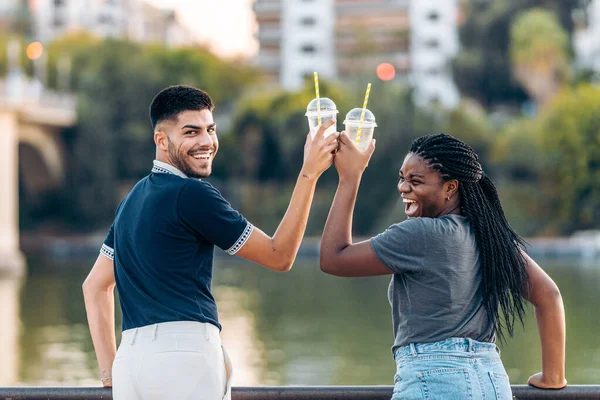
left=0, top=255, right=598, bottom=386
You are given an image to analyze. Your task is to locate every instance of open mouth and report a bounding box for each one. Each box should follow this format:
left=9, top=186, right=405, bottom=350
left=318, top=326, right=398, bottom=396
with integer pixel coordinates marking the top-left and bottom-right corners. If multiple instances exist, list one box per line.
left=403, top=198, right=417, bottom=215
left=190, top=152, right=213, bottom=161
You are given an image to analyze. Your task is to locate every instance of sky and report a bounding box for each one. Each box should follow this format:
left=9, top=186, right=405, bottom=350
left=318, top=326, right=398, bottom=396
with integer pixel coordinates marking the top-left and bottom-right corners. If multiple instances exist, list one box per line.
left=148, top=0, right=259, bottom=59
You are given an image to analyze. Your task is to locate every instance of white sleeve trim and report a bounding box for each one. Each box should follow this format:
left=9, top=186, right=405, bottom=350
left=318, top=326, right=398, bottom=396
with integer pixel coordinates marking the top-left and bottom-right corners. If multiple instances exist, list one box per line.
left=226, top=223, right=254, bottom=255
left=100, top=244, right=114, bottom=260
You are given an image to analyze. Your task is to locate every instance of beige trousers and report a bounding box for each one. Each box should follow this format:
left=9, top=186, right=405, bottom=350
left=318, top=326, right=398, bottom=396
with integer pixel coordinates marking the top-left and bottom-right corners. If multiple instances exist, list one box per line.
left=112, top=321, right=233, bottom=400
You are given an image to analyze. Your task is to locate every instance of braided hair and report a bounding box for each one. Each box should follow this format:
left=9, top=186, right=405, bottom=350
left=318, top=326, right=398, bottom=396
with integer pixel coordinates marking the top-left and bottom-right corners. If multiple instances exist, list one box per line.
left=410, top=133, right=529, bottom=341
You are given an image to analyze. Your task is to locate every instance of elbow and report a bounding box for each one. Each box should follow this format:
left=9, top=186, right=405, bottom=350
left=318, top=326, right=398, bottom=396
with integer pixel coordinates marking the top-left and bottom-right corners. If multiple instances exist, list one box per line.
left=530, top=283, right=563, bottom=309
left=319, top=255, right=338, bottom=275
left=272, top=258, right=293, bottom=272
left=82, top=276, right=114, bottom=299
left=279, top=262, right=293, bottom=272
left=320, top=263, right=341, bottom=276
left=82, top=278, right=93, bottom=297
left=319, top=249, right=336, bottom=275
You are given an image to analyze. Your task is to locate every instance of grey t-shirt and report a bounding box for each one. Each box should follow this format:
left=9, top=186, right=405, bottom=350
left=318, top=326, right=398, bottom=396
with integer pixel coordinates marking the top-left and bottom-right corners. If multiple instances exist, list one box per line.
left=370, top=214, right=495, bottom=353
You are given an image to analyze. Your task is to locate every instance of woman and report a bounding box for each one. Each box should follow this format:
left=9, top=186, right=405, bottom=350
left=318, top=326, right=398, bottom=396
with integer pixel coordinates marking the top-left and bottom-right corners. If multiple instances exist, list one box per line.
left=320, top=133, right=566, bottom=399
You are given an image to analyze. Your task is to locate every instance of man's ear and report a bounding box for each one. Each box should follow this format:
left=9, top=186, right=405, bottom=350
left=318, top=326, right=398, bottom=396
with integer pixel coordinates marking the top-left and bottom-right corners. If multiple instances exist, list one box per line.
left=445, top=179, right=459, bottom=199
left=155, top=130, right=168, bottom=151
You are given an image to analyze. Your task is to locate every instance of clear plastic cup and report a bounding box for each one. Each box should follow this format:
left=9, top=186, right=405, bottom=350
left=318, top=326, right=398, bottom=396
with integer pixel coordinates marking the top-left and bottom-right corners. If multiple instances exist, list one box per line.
left=343, top=108, right=377, bottom=151
left=305, top=97, right=338, bottom=138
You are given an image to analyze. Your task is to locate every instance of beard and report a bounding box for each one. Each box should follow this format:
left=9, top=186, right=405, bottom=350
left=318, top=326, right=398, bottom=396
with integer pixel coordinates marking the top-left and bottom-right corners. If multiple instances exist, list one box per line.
left=167, top=137, right=212, bottom=179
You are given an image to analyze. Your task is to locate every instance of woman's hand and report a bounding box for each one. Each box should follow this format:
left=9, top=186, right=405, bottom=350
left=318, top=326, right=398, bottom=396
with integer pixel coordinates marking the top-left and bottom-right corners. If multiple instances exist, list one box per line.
left=333, top=131, right=375, bottom=181
left=528, top=372, right=567, bottom=389
left=101, top=377, right=113, bottom=388
left=302, top=120, right=339, bottom=180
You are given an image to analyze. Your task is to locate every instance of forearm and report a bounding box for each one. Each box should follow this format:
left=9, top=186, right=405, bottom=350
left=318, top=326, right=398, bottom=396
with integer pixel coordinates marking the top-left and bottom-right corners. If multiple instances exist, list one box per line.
left=320, top=177, right=361, bottom=266
left=84, top=287, right=117, bottom=381
left=534, top=294, right=566, bottom=382
left=271, top=170, right=318, bottom=265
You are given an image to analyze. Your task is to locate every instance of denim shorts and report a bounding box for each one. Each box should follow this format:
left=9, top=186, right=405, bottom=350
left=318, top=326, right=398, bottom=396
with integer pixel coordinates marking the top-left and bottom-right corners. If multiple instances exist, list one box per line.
left=392, top=338, right=512, bottom=400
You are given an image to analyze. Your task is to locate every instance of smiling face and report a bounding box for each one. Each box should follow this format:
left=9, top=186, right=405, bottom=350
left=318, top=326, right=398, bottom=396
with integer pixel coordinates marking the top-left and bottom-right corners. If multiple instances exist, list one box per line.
left=155, top=109, right=218, bottom=179
left=398, top=153, right=459, bottom=218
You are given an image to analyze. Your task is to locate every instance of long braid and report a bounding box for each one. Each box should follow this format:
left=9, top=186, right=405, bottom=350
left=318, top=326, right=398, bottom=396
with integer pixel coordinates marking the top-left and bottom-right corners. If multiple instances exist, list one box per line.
left=410, top=134, right=529, bottom=341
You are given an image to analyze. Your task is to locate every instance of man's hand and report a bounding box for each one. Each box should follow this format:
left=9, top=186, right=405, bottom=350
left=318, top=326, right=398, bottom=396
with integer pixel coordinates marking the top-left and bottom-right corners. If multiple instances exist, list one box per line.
left=334, top=131, right=375, bottom=181
left=302, top=120, right=339, bottom=180
left=528, top=372, right=567, bottom=389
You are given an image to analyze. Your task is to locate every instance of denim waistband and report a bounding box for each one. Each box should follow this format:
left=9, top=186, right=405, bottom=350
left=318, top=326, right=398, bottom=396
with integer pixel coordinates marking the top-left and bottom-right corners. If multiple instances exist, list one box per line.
left=395, top=338, right=499, bottom=361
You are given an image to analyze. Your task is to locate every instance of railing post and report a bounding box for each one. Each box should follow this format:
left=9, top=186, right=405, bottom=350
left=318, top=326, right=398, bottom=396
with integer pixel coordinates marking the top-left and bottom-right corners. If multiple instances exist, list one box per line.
left=0, top=109, right=25, bottom=277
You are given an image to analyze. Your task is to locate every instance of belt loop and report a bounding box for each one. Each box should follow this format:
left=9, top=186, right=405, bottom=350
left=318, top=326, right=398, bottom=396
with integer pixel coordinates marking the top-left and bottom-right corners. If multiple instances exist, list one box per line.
left=410, top=343, right=417, bottom=357
left=467, top=338, right=473, bottom=353
left=152, top=324, right=158, bottom=341
left=130, top=329, right=138, bottom=345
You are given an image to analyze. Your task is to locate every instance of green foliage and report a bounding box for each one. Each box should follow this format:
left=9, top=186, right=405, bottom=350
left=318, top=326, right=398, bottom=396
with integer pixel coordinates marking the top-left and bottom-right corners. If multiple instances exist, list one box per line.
left=225, top=80, right=448, bottom=235
left=454, top=0, right=580, bottom=108
left=490, top=85, right=600, bottom=235
left=510, top=9, right=569, bottom=67
left=510, top=8, right=570, bottom=107
left=535, top=85, right=600, bottom=233
left=43, top=34, right=259, bottom=229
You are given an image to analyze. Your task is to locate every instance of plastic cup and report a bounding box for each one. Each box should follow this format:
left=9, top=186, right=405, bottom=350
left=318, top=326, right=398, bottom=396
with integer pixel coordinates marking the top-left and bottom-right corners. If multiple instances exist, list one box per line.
left=343, top=107, right=377, bottom=151
left=305, top=97, right=338, bottom=138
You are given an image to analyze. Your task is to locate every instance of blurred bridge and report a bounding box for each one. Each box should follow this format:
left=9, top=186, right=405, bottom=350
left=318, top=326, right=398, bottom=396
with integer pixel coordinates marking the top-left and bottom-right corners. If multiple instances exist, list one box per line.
left=0, top=72, right=75, bottom=277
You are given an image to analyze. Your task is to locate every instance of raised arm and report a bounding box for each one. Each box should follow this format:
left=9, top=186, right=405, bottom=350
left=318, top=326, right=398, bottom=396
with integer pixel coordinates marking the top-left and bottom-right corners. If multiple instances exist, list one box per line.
left=236, top=121, right=339, bottom=272
left=82, top=253, right=117, bottom=387
left=522, top=251, right=567, bottom=389
left=319, top=132, right=391, bottom=277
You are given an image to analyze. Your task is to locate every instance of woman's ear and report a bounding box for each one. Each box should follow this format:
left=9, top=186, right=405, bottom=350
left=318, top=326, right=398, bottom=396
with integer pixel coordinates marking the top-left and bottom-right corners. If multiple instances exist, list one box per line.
left=445, top=179, right=459, bottom=200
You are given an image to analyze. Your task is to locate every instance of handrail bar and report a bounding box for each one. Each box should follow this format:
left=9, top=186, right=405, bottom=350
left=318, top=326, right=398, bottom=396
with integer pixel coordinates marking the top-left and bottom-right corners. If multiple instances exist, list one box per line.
left=1, top=385, right=599, bottom=399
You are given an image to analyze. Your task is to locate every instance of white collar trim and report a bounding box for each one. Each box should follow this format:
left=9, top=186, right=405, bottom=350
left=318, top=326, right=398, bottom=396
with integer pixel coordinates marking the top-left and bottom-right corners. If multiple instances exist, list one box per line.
left=152, top=160, right=188, bottom=178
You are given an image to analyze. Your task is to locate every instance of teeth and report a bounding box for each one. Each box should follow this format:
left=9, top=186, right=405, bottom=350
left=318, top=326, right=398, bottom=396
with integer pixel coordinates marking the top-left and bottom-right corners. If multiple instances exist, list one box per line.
left=403, top=199, right=416, bottom=204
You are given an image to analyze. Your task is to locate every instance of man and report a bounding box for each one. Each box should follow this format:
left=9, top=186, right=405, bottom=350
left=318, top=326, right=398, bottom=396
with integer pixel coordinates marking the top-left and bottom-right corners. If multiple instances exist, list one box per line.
left=83, top=85, right=338, bottom=399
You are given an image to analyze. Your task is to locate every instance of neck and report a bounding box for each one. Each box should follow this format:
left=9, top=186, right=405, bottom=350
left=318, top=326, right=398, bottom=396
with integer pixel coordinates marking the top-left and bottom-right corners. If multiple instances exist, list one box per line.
left=437, top=201, right=462, bottom=217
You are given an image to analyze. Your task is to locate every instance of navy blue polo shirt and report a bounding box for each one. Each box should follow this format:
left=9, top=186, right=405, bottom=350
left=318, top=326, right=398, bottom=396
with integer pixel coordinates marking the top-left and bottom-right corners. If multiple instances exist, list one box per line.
left=100, top=160, right=253, bottom=331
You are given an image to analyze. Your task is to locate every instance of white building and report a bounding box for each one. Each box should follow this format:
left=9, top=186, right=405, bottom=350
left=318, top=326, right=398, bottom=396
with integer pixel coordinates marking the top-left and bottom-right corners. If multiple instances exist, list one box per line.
left=409, top=0, right=460, bottom=109
left=31, top=0, right=193, bottom=47
left=254, top=0, right=459, bottom=108
left=255, top=0, right=335, bottom=91
left=574, top=0, right=600, bottom=76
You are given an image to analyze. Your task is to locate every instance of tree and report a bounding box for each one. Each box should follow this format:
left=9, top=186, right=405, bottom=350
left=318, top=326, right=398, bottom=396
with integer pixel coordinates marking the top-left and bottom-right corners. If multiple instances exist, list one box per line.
left=453, top=0, right=582, bottom=109
left=535, top=85, right=600, bottom=233
left=510, top=9, right=570, bottom=109
left=38, top=34, right=260, bottom=230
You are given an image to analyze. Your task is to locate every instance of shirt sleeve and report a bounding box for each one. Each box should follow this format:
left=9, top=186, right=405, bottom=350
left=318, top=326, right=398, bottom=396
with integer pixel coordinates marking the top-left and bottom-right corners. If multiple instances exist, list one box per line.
left=99, top=198, right=126, bottom=261
left=177, top=180, right=253, bottom=254
left=100, top=222, right=115, bottom=261
left=370, top=218, right=429, bottom=274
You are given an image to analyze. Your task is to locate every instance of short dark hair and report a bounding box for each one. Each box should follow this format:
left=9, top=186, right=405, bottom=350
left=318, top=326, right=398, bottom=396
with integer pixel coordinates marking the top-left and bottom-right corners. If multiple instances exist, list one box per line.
left=149, top=85, right=214, bottom=130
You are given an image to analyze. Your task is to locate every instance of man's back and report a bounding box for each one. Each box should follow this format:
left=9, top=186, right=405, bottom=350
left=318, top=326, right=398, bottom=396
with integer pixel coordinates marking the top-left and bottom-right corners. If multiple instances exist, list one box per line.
left=109, top=164, right=249, bottom=331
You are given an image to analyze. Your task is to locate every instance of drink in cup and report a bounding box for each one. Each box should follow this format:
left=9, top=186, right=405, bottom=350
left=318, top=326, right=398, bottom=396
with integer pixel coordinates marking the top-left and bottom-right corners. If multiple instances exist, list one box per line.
left=343, top=108, right=377, bottom=151
left=305, top=97, right=338, bottom=138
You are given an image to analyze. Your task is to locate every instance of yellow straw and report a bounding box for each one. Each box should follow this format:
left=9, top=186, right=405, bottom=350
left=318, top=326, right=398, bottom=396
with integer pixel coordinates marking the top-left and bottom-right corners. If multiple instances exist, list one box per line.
left=314, top=71, right=321, bottom=125
left=355, top=83, right=372, bottom=145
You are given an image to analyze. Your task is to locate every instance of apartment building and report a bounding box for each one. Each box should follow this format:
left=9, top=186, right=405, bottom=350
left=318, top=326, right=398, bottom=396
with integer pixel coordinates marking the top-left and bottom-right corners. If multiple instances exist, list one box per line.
left=574, top=0, right=600, bottom=77
left=28, top=0, right=193, bottom=47
left=254, top=0, right=460, bottom=108
left=255, top=0, right=335, bottom=90
left=409, top=0, right=460, bottom=108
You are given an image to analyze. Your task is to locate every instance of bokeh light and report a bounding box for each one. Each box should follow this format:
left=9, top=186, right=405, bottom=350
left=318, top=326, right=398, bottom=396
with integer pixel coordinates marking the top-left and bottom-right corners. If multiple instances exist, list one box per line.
left=376, top=63, right=396, bottom=81
left=26, top=42, right=44, bottom=60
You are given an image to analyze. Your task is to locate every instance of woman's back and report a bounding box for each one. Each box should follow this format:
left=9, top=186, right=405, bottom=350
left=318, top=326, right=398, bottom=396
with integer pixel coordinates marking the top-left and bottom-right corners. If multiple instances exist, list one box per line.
left=371, top=214, right=495, bottom=352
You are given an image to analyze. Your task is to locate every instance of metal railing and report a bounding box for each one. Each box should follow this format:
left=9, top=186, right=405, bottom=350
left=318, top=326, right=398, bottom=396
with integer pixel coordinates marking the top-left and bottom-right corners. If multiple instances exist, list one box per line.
left=1, top=385, right=599, bottom=399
